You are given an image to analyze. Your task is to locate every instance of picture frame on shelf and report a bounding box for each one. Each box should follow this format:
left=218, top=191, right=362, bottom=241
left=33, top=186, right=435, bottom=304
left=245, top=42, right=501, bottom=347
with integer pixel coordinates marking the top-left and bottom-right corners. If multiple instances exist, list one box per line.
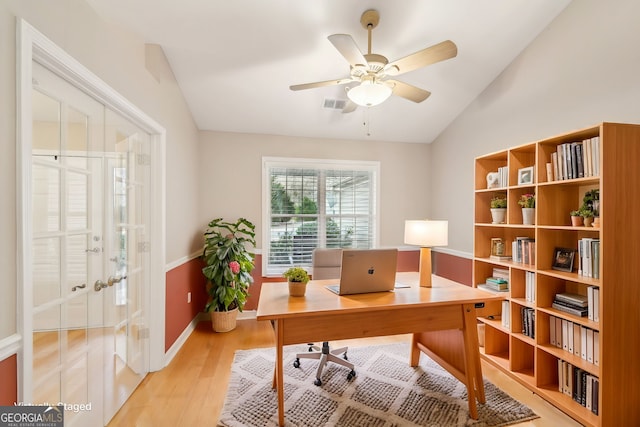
left=517, top=166, right=534, bottom=185
left=552, top=247, right=576, bottom=272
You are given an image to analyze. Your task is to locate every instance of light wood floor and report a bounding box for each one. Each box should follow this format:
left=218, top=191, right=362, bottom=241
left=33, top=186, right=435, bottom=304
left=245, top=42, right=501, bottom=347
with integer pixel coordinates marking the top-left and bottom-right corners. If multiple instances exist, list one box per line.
left=107, top=319, right=582, bottom=427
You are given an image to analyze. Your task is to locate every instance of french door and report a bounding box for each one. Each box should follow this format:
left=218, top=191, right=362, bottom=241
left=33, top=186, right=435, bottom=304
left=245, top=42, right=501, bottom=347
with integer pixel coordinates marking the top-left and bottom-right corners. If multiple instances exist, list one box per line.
left=30, top=61, right=151, bottom=426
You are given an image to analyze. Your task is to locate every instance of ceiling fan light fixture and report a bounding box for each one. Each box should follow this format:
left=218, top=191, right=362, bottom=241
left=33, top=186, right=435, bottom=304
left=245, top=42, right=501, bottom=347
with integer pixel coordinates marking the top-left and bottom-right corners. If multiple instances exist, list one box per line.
left=346, top=79, right=392, bottom=107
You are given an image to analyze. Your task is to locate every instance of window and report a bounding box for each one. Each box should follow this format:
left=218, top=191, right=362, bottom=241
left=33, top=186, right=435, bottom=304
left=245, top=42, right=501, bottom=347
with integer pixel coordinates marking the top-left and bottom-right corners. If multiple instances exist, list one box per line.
left=263, top=157, right=379, bottom=276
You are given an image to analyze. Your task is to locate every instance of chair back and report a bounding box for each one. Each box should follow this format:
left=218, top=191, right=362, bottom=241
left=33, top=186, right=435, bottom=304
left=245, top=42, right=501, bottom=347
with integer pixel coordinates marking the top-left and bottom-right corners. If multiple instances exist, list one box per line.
left=312, top=248, right=343, bottom=280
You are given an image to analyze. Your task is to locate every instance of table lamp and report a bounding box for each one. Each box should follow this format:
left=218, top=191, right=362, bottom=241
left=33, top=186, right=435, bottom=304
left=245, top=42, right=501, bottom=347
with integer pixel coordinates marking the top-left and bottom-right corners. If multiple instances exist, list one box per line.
left=404, top=220, right=449, bottom=287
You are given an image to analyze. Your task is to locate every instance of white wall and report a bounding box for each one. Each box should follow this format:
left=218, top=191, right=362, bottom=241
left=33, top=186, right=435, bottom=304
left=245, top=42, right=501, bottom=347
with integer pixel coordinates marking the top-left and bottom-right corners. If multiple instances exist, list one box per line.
left=198, top=131, right=431, bottom=249
left=0, top=0, right=201, bottom=340
left=430, top=0, right=640, bottom=253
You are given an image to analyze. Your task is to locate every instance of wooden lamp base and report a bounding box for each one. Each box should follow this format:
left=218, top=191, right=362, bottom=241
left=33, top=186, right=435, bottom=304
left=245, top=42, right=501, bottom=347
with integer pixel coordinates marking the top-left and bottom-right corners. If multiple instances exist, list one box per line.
left=418, top=247, right=433, bottom=287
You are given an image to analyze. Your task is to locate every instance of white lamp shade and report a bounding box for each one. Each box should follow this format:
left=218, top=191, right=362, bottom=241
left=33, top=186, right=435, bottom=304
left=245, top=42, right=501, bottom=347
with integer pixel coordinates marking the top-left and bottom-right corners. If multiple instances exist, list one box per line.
left=347, top=80, right=392, bottom=107
left=404, top=220, right=448, bottom=247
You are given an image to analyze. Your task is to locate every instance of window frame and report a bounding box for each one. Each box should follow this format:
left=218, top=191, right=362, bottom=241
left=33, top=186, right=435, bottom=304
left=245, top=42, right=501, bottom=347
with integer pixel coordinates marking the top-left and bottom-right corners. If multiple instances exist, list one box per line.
left=262, top=156, right=380, bottom=276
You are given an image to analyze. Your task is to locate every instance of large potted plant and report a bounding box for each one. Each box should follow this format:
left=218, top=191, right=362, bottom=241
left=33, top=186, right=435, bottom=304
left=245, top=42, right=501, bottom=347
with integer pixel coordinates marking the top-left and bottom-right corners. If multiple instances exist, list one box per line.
left=202, top=217, right=256, bottom=332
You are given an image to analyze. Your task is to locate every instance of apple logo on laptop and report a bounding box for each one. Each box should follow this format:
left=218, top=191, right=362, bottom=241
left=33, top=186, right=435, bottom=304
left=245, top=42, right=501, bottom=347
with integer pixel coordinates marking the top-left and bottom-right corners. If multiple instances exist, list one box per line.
left=367, top=267, right=375, bottom=275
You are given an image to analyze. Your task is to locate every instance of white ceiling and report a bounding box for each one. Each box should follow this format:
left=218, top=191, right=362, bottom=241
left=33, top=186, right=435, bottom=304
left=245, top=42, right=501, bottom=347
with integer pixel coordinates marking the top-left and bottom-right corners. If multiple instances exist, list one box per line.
left=85, top=0, right=571, bottom=144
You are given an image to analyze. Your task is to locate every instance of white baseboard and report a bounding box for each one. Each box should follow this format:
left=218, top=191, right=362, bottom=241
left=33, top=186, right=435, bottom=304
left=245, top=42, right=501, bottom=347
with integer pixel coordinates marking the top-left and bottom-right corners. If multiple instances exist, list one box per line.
left=163, top=314, right=205, bottom=368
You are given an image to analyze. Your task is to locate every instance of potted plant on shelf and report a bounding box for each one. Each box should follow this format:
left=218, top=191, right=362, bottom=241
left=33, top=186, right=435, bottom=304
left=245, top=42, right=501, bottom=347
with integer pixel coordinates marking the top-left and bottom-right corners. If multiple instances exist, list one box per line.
left=570, top=209, right=584, bottom=227
left=490, top=194, right=507, bottom=224
left=202, top=217, right=256, bottom=332
left=581, top=209, right=595, bottom=227
left=517, top=193, right=535, bottom=225
left=283, top=266, right=310, bottom=297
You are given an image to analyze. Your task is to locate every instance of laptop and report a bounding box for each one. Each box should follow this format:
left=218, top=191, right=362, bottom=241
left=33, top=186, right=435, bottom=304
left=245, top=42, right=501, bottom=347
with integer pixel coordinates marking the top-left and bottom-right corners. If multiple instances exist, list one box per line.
left=325, top=248, right=407, bottom=295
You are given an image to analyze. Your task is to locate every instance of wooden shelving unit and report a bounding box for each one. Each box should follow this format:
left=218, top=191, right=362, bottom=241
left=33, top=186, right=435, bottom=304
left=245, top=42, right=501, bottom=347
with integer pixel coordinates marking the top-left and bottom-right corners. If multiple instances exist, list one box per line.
left=473, top=123, right=640, bottom=426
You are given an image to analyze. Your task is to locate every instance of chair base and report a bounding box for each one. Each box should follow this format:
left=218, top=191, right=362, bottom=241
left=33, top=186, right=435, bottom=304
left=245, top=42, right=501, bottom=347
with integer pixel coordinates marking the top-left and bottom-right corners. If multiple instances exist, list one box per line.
left=294, top=342, right=356, bottom=386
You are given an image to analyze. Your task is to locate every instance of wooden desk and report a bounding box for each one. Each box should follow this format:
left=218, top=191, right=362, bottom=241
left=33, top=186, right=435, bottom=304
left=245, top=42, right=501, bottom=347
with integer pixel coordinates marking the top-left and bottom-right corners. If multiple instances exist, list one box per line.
left=256, top=272, right=500, bottom=426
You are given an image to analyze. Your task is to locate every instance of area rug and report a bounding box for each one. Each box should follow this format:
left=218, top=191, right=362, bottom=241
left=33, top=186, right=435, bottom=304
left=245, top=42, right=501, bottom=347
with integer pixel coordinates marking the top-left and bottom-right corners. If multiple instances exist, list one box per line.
left=217, top=342, right=537, bottom=427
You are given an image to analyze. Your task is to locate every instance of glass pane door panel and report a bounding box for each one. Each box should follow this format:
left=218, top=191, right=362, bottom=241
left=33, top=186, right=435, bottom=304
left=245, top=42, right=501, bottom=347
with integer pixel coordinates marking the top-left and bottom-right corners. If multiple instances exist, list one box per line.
left=66, top=106, right=88, bottom=153
left=32, top=164, right=60, bottom=233
left=66, top=171, right=88, bottom=231
left=32, top=237, right=61, bottom=307
left=33, top=305, right=61, bottom=382
left=66, top=234, right=88, bottom=297
left=65, top=357, right=89, bottom=426
left=32, top=89, right=60, bottom=155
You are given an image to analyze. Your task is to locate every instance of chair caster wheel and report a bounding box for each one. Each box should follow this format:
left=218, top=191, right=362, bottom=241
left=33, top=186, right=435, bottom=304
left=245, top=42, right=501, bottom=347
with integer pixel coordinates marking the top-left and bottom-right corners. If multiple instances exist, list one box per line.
left=293, top=358, right=300, bottom=368
left=343, top=353, right=349, bottom=360
left=314, top=378, right=322, bottom=386
left=347, top=370, right=356, bottom=381
left=308, top=347, right=314, bottom=352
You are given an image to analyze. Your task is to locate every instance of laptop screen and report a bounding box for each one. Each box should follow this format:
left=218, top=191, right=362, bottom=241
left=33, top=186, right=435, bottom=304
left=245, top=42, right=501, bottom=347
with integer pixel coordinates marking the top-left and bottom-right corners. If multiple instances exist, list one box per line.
left=326, top=248, right=399, bottom=295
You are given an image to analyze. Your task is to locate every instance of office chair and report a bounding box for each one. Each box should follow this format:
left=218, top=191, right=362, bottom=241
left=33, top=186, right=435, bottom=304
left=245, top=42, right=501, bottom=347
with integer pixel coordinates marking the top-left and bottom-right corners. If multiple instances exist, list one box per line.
left=293, top=248, right=356, bottom=386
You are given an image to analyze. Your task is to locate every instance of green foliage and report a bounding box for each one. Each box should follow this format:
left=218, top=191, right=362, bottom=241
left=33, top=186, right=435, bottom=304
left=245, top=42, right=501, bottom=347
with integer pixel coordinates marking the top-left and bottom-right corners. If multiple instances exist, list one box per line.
left=295, top=219, right=343, bottom=244
left=202, top=218, right=256, bottom=312
left=490, top=195, right=507, bottom=209
left=517, top=193, right=535, bottom=208
left=296, top=196, right=318, bottom=215
left=270, top=178, right=295, bottom=223
left=572, top=189, right=600, bottom=218
left=283, top=267, right=310, bottom=284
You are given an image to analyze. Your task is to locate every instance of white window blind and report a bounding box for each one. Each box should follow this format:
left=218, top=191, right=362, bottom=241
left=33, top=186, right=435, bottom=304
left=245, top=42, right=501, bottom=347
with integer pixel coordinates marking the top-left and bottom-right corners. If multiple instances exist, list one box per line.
left=263, top=157, right=379, bottom=276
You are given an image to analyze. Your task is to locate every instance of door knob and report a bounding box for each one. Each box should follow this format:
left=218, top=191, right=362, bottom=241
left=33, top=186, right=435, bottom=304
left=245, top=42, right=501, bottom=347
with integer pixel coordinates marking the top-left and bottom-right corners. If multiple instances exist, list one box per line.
left=108, top=275, right=127, bottom=286
left=71, top=283, right=87, bottom=292
left=94, top=280, right=108, bottom=292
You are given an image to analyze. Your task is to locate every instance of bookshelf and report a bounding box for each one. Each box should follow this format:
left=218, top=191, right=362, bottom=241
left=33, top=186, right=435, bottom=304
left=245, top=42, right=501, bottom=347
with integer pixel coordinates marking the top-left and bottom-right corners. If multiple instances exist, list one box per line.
left=473, top=123, right=640, bottom=426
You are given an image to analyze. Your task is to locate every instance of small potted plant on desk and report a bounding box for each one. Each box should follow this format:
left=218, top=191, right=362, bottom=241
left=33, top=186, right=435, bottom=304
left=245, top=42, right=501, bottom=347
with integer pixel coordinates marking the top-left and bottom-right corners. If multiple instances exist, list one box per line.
left=202, top=217, right=256, bottom=332
left=283, top=267, right=310, bottom=297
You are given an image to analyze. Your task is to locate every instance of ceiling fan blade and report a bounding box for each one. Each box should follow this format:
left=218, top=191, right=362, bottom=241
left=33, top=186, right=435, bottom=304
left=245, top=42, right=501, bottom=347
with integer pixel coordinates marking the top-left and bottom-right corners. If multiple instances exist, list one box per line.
left=328, top=34, right=368, bottom=67
left=385, top=40, right=457, bottom=76
left=290, top=77, right=353, bottom=91
left=388, top=80, right=431, bottom=103
left=342, top=100, right=358, bottom=114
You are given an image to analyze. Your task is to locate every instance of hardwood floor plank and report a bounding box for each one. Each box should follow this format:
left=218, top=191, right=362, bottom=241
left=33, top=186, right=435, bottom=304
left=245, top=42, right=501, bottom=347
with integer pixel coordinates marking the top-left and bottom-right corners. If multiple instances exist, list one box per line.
left=107, top=318, right=580, bottom=427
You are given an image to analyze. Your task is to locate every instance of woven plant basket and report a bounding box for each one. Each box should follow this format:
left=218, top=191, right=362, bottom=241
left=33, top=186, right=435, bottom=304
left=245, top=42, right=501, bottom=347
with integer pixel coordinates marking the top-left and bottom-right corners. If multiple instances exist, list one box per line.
left=211, top=307, right=239, bottom=332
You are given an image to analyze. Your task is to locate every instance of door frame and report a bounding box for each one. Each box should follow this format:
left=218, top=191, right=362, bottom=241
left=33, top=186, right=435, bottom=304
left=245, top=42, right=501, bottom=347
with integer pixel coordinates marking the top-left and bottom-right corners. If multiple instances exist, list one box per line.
left=16, top=18, right=167, bottom=403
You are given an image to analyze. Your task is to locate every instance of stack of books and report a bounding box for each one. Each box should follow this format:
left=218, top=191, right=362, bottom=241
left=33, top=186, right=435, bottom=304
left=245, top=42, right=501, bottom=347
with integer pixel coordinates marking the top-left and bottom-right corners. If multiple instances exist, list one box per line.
left=552, top=292, right=588, bottom=317
left=482, top=277, right=509, bottom=292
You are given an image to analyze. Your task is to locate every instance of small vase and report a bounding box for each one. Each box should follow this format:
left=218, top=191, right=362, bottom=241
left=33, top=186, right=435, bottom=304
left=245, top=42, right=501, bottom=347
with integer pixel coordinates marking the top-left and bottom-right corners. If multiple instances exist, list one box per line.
left=570, top=215, right=583, bottom=227
left=211, top=307, right=239, bottom=333
left=288, top=281, right=307, bottom=297
left=592, top=217, right=600, bottom=228
left=583, top=216, right=594, bottom=227
left=522, top=208, right=535, bottom=225
left=490, top=208, right=506, bottom=224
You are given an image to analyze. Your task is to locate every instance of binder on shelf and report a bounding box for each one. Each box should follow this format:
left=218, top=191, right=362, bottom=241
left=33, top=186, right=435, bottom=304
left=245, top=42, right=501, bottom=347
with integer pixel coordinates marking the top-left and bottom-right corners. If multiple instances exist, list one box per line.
left=586, top=328, right=594, bottom=363
left=573, top=323, right=581, bottom=357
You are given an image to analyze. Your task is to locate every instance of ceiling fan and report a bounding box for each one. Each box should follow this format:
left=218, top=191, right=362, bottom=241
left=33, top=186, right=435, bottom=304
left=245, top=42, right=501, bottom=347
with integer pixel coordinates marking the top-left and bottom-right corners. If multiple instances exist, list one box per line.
left=290, top=9, right=457, bottom=111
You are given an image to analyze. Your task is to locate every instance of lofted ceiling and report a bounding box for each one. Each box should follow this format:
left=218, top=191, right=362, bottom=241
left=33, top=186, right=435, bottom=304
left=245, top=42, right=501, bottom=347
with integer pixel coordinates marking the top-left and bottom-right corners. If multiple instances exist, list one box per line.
left=85, top=0, right=571, bottom=144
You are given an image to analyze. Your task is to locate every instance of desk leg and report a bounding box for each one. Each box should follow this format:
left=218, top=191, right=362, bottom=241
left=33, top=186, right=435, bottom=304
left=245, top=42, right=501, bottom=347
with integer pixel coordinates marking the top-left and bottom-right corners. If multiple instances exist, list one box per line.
left=462, top=303, right=485, bottom=406
left=410, top=334, right=421, bottom=367
left=274, top=319, right=285, bottom=427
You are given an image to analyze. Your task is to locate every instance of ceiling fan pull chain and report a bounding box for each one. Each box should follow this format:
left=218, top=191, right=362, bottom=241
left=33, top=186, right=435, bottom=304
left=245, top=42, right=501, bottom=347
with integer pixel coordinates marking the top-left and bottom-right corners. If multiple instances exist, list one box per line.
left=363, top=108, right=371, bottom=137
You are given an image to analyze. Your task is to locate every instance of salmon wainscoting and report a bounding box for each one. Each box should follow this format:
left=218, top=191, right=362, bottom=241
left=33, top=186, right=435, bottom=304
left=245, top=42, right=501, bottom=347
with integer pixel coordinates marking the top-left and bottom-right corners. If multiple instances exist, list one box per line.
left=0, top=354, right=17, bottom=405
